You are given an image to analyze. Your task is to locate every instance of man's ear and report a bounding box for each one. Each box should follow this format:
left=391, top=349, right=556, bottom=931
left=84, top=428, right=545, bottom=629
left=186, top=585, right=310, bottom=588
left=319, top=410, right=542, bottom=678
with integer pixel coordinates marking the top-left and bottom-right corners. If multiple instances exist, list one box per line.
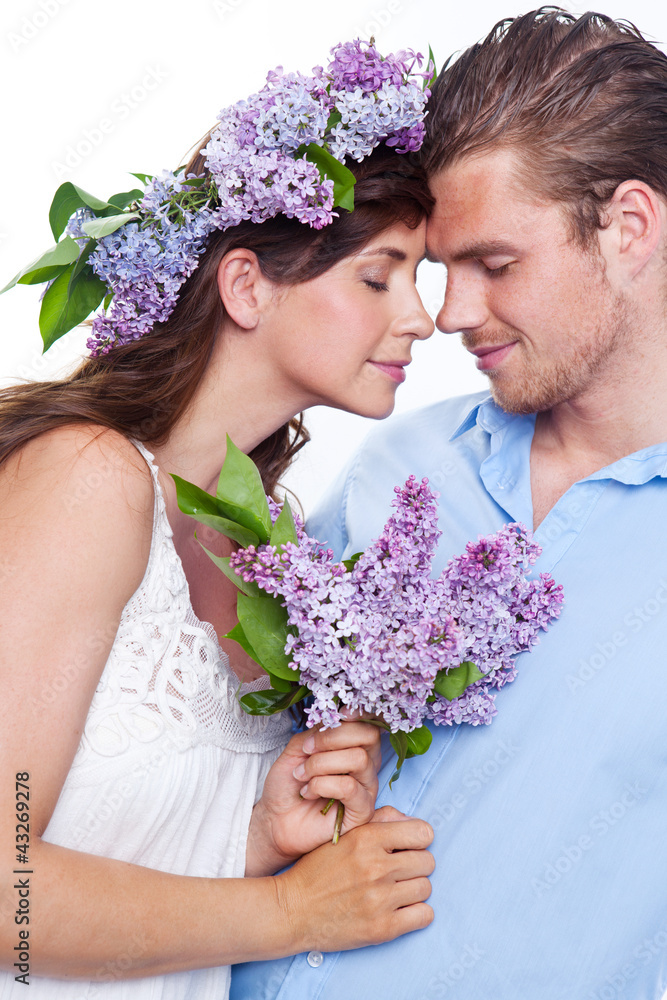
left=216, top=249, right=272, bottom=329
left=599, top=180, right=663, bottom=282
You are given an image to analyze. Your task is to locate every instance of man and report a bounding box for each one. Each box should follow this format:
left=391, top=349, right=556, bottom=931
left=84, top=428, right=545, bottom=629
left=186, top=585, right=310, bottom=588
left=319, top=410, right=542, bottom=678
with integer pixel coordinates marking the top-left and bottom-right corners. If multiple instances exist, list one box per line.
left=233, top=9, right=667, bottom=998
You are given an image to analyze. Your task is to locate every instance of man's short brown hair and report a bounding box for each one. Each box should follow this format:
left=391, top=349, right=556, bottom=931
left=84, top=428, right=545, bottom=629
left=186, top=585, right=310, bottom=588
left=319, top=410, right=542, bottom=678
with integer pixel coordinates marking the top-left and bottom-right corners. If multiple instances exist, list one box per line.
left=422, top=7, right=667, bottom=244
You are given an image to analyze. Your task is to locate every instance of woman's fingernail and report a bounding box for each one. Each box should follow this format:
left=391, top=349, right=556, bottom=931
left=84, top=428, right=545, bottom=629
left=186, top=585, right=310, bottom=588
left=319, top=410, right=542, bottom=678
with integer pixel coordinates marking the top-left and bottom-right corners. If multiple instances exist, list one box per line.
left=299, top=784, right=309, bottom=798
left=293, top=763, right=307, bottom=780
left=302, top=735, right=315, bottom=754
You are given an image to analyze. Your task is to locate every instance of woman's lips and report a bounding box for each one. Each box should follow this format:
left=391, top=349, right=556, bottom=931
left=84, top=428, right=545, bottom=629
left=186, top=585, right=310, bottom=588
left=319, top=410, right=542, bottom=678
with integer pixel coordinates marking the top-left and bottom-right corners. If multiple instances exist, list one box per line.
left=470, top=343, right=516, bottom=371
left=369, top=361, right=408, bottom=383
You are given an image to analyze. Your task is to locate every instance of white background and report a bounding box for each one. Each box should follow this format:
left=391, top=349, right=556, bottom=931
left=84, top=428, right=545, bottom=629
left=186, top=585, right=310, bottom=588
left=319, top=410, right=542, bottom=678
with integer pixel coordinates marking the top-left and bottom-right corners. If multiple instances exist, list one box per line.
left=1, top=0, right=665, bottom=512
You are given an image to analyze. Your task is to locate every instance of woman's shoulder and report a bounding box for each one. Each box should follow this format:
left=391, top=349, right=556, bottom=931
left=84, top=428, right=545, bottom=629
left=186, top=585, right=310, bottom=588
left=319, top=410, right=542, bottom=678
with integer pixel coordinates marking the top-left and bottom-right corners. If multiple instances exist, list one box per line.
left=0, top=423, right=155, bottom=599
left=3, top=421, right=150, bottom=484
left=2, top=423, right=154, bottom=508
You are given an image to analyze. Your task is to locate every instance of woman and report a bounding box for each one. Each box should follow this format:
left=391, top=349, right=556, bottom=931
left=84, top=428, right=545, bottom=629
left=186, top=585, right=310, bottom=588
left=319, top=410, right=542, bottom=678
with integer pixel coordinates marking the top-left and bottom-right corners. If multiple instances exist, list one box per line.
left=0, top=41, right=435, bottom=997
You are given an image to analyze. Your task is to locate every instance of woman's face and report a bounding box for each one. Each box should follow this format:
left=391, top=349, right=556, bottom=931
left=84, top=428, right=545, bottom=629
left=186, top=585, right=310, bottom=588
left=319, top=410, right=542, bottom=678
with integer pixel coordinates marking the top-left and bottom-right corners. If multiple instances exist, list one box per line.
left=261, top=220, right=434, bottom=419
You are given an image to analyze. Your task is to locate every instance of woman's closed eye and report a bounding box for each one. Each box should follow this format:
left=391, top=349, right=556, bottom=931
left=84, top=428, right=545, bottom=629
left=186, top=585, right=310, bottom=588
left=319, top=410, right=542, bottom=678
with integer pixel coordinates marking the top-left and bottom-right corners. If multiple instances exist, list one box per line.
left=364, top=279, right=390, bottom=292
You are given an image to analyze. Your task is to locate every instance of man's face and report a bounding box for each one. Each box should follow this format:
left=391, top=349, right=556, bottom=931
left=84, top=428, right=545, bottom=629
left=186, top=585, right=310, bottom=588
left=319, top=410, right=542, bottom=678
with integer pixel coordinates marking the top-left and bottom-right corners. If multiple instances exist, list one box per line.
left=426, top=149, right=629, bottom=414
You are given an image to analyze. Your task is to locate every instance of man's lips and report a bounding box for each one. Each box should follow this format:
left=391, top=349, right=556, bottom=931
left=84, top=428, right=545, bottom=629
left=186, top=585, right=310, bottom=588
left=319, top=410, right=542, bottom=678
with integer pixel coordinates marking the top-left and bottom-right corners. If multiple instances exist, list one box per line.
left=368, top=360, right=410, bottom=383
left=468, top=342, right=516, bottom=371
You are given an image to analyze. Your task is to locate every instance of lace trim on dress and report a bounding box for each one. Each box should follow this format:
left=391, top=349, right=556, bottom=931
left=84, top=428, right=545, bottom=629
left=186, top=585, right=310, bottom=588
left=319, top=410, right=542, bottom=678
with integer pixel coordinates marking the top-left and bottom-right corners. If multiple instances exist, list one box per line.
left=70, top=441, right=292, bottom=771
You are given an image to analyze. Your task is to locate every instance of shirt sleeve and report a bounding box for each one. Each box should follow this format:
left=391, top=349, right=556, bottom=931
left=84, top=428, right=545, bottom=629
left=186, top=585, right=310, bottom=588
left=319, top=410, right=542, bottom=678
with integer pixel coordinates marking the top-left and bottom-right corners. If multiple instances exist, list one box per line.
left=305, top=460, right=353, bottom=560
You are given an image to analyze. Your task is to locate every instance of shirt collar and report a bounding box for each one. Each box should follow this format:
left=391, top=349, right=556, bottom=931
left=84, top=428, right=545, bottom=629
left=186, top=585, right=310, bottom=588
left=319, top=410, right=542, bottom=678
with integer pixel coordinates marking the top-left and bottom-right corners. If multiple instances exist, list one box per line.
left=450, top=394, right=508, bottom=440
left=449, top=395, right=667, bottom=485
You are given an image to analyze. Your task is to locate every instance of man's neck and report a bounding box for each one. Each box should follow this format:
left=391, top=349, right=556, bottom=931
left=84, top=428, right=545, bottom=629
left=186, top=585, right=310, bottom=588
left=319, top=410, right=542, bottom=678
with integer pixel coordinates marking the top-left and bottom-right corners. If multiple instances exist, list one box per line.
left=529, top=379, right=667, bottom=528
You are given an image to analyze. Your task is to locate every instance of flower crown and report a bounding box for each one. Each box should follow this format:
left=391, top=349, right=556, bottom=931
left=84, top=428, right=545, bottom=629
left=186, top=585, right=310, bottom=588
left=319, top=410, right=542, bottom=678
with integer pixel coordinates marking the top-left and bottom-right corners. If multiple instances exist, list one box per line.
left=3, top=40, right=433, bottom=357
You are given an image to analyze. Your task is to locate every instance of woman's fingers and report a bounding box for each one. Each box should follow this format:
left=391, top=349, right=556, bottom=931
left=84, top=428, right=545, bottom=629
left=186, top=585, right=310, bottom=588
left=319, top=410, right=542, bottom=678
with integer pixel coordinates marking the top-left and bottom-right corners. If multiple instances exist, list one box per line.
left=300, top=721, right=383, bottom=770
left=299, top=776, right=373, bottom=830
left=295, top=745, right=377, bottom=788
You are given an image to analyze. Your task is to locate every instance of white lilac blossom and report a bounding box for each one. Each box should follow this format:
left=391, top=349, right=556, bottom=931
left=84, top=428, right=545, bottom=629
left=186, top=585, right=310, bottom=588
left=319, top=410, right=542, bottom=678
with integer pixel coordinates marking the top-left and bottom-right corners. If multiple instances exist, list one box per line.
left=79, top=40, right=430, bottom=355
left=230, top=476, right=564, bottom=734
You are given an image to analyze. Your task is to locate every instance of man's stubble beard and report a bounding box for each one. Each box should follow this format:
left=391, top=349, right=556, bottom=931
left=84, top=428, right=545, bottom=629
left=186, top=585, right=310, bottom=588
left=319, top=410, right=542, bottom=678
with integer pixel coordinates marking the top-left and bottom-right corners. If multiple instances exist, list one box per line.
left=474, top=293, right=632, bottom=416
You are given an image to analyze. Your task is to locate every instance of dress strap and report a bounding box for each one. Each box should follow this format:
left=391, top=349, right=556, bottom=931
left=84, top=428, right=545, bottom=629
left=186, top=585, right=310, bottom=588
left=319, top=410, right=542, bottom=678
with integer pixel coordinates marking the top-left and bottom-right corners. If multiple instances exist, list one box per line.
left=128, top=438, right=161, bottom=488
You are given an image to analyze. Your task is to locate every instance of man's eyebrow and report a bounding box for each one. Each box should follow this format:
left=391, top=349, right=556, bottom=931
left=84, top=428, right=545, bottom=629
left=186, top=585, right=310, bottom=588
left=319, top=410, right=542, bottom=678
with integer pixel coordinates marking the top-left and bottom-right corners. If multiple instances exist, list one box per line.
left=359, top=246, right=407, bottom=261
left=448, top=240, right=517, bottom=263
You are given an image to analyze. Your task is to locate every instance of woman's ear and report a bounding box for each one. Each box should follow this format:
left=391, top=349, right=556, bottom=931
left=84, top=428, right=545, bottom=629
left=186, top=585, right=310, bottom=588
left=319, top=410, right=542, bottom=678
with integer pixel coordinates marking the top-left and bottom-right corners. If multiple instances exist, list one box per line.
left=216, top=249, right=272, bottom=329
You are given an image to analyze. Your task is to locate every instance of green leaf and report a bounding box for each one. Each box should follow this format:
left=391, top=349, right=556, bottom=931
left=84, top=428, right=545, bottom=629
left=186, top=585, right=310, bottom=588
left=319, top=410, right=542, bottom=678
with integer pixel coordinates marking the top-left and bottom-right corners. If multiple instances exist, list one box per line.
left=1, top=236, right=81, bottom=294
left=196, top=543, right=261, bottom=597
left=302, top=143, right=356, bottom=212
left=225, top=620, right=293, bottom=693
left=404, top=725, right=432, bottom=757
left=225, top=621, right=262, bottom=665
left=82, top=212, right=140, bottom=239
left=236, top=592, right=300, bottom=682
left=269, top=498, right=298, bottom=549
left=68, top=239, right=97, bottom=283
left=342, top=551, right=362, bottom=572
left=171, top=474, right=260, bottom=547
left=387, top=726, right=433, bottom=788
left=424, top=45, right=437, bottom=91
left=240, top=685, right=309, bottom=716
left=389, top=731, right=409, bottom=788
left=325, top=109, right=343, bottom=131
left=130, top=171, right=152, bottom=185
left=216, top=436, right=273, bottom=543
left=49, top=182, right=112, bottom=240
left=188, top=508, right=259, bottom=548
left=433, top=660, right=485, bottom=701
left=39, top=261, right=107, bottom=350
left=107, top=188, right=143, bottom=211
left=265, top=670, right=294, bottom=693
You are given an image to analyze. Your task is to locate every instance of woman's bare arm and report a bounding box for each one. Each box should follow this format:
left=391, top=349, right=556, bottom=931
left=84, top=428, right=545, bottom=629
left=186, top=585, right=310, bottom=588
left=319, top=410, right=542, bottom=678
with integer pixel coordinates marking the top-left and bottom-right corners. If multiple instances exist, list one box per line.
left=0, top=426, right=434, bottom=980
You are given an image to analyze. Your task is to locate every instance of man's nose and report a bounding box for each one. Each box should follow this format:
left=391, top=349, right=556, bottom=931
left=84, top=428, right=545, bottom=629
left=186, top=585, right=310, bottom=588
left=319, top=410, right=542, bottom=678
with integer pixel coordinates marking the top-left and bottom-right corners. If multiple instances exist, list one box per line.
left=436, top=272, right=489, bottom=335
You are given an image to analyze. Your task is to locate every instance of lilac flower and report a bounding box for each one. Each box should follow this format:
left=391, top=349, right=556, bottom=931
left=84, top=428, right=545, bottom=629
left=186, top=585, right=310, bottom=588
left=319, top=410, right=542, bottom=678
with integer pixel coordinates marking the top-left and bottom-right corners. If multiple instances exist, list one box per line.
left=230, top=478, right=564, bottom=736
left=328, top=39, right=423, bottom=93
left=86, top=172, right=216, bottom=354
left=75, top=40, right=430, bottom=353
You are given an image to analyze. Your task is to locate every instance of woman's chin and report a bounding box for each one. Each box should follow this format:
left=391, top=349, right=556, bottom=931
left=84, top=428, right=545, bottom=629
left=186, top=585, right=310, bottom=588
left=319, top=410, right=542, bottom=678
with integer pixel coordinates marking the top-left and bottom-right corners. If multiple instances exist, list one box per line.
left=349, top=397, right=397, bottom=420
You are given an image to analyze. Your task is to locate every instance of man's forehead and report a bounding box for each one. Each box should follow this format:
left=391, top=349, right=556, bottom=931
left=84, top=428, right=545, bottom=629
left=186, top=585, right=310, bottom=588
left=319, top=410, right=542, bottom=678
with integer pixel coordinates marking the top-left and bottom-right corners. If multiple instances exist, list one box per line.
left=425, top=150, right=557, bottom=259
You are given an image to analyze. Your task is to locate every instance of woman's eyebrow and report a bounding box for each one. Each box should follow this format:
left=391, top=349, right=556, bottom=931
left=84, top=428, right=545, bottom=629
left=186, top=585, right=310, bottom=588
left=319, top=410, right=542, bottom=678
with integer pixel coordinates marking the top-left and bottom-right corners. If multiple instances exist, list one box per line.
left=359, top=246, right=407, bottom=261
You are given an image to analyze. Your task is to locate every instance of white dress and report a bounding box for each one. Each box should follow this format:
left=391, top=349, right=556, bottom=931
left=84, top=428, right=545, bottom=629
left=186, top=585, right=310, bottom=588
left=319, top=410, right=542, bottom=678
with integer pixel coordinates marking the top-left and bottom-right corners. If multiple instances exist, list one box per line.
left=0, top=442, right=293, bottom=1000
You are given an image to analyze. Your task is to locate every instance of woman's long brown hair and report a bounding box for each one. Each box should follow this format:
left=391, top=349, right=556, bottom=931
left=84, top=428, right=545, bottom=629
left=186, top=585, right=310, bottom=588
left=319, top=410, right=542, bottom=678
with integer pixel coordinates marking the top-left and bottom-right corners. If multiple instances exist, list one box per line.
left=0, top=143, right=433, bottom=494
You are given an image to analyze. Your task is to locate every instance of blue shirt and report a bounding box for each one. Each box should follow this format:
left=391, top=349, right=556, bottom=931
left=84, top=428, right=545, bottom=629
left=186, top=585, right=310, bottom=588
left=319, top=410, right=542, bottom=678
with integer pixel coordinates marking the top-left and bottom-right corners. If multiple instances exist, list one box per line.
left=232, top=392, right=667, bottom=1000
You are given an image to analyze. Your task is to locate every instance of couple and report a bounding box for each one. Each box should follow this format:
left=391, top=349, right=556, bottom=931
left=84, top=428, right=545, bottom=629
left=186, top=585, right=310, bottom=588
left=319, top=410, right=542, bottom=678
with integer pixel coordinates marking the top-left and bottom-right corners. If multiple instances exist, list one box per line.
left=1, top=7, right=666, bottom=999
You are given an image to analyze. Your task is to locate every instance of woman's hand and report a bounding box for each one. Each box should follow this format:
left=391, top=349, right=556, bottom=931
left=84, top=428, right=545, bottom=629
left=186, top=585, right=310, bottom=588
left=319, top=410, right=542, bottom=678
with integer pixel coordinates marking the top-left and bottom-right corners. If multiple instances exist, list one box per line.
left=275, top=806, right=435, bottom=953
left=246, top=721, right=382, bottom=876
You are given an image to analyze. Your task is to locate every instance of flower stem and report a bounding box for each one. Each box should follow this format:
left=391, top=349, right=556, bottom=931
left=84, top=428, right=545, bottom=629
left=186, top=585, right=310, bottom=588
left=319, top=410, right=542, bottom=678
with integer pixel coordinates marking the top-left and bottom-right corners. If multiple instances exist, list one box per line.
left=320, top=798, right=345, bottom=844
left=332, top=802, right=345, bottom=845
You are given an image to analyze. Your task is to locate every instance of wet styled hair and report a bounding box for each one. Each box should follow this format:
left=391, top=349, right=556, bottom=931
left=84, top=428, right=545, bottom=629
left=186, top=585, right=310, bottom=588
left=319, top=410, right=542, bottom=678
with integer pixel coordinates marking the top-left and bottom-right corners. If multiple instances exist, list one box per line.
left=421, top=6, right=667, bottom=246
left=0, top=142, right=433, bottom=492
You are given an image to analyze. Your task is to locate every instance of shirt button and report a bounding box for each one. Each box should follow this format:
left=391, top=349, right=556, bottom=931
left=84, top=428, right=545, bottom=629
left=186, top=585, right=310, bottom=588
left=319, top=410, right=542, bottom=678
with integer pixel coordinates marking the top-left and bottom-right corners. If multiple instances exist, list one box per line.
left=307, top=951, right=324, bottom=968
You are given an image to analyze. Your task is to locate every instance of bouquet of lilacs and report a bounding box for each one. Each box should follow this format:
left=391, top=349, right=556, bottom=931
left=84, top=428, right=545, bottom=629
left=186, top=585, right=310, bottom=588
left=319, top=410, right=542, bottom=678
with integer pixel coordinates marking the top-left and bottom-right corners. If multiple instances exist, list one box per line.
left=174, top=439, right=564, bottom=797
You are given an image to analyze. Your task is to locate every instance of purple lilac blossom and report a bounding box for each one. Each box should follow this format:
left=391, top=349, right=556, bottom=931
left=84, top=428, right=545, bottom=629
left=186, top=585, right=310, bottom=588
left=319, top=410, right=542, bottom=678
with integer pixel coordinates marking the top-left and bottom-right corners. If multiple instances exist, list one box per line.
left=230, top=477, right=564, bottom=734
left=86, top=171, right=216, bottom=354
left=70, top=40, right=430, bottom=354
left=426, top=525, right=564, bottom=726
